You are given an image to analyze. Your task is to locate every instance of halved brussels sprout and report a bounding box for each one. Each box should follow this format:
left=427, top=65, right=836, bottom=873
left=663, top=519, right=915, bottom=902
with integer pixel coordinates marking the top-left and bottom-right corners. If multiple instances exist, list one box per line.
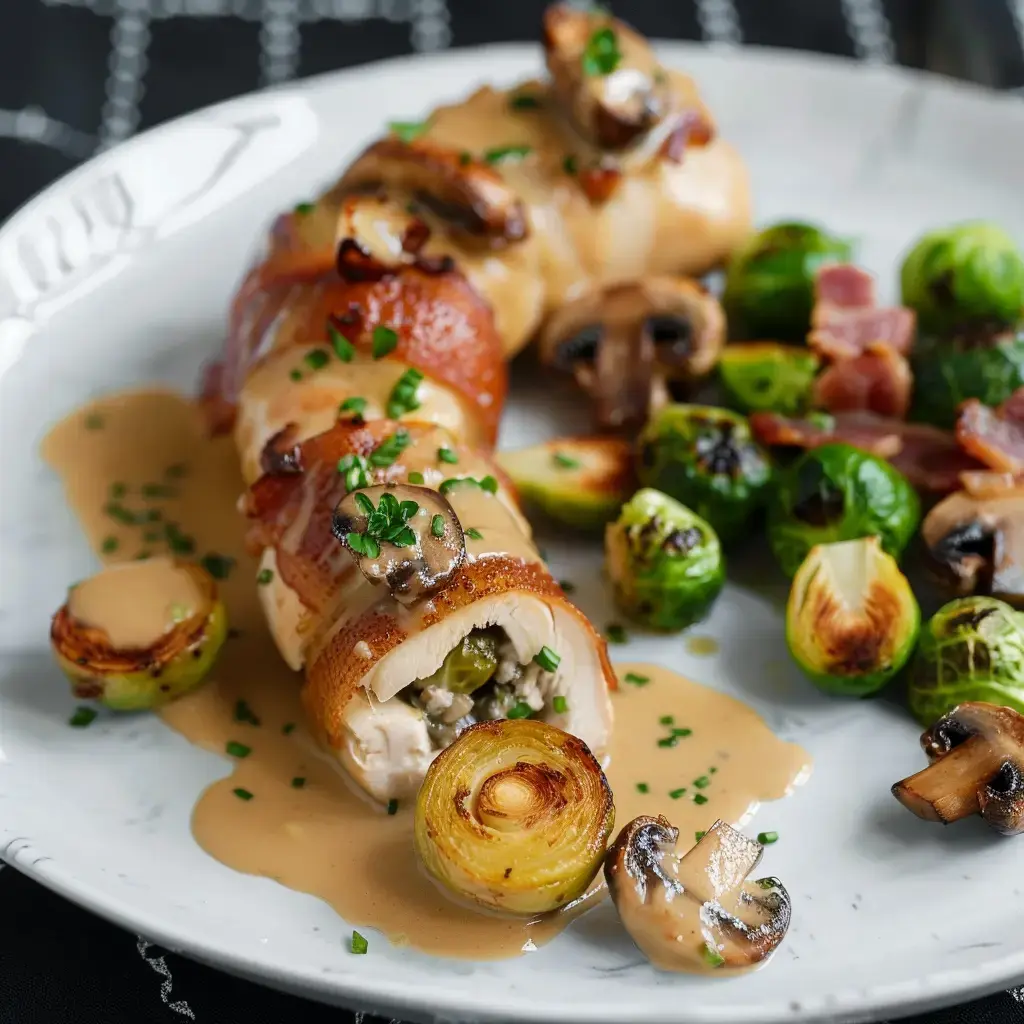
left=50, top=557, right=227, bottom=710
left=910, top=327, right=1024, bottom=428
left=605, top=488, right=724, bottom=632
left=414, top=718, right=614, bottom=915
left=723, top=221, right=854, bottom=342
left=414, top=629, right=499, bottom=695
left=768, top=443, right=920, bottom=578
left=718, top=343, right=820, bottom=416
left=497, top=436, right=634, bottom=531
left=787, top=537, right=919, bottom=697
left=907, top=596, right=1024, bottom=726
left=637, top=404, right=773, bottom=543
left=900, top=221, right=1024, bottom=336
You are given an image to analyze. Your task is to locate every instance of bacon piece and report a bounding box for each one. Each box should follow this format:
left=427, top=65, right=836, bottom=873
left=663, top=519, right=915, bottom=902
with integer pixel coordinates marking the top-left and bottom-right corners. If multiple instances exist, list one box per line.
left=956, top=393, right=1024, bottom=474
left=811, top=342, right=912, bottom=419
left=809, top=264, right=916, bottom=359
left=751, top=410, right=982, bottom=493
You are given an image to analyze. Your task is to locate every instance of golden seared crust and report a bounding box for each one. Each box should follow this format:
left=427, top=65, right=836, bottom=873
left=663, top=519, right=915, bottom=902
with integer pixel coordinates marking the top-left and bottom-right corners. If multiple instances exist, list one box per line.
left=303, top=555, right=617, bottom=752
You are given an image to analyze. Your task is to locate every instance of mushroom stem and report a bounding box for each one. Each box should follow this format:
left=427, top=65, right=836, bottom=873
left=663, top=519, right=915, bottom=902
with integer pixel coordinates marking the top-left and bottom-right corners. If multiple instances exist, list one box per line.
left=892, top=736, right=999, bottom=823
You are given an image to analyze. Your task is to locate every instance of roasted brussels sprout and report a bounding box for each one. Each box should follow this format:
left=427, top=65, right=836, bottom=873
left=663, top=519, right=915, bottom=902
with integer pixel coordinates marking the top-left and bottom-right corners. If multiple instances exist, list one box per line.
left=718, top=343, right=820, bottom=416
left=50, top=557, right=227, bottom=710
left=637, top=405, right=773, bottom=543
left=723, top=221, right=854, bottom=342
left=414, top=629, right=499, bottom=695
left=768, top=443, right=920, bottom=578
left=907, top=596, right=1024, bottom=726
left=414, top=718, right=614, bottom=915
left=910, top=327, right=1024, bottom=428
left=786, top=537, right=919, bottom=696
left=900, top=221, right=1024, bottom=335
left=498, top=436, right=634, bottom=532
left=605, top=488, right=724, bottom=632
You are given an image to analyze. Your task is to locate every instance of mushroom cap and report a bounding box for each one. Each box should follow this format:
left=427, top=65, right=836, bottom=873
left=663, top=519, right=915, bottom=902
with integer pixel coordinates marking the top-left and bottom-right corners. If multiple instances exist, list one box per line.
left=332, top=484, right=466, bottom=602
left=604, top=816, right=791, bottom=972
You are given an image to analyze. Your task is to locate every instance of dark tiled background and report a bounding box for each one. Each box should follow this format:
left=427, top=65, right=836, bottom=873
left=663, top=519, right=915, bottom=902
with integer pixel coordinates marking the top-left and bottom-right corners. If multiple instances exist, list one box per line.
left=3, top=1, right=1024, bottom=1022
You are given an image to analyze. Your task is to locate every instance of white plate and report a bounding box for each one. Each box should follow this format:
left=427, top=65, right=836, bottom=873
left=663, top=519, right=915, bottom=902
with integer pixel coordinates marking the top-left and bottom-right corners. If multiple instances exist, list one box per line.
left=1, top=42, right=1023, bottom=1024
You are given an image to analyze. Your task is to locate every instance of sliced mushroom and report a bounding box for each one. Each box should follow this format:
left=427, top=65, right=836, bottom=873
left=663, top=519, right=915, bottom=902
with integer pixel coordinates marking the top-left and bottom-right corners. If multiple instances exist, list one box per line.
left=604, top=816, right=791, bottom=972
left=338, top=138, right=527, bottom=246
left=259, top=422, right=303, bottom=476
left=332, top=484, right=466, bottom=602
left=892, top=702, right=1024, bottom=835
left=922, top=485, right=1024, bottom=606
left=543, top=4, right=671, bottom=151
left=538, top=278, right=725, bottom=431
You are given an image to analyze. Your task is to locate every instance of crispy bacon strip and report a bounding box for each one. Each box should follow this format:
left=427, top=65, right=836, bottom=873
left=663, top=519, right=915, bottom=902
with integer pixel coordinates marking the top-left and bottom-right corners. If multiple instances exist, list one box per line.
left=957, top=392, right=1024, bottom=474
left=811, top=342, right=912, bottom=419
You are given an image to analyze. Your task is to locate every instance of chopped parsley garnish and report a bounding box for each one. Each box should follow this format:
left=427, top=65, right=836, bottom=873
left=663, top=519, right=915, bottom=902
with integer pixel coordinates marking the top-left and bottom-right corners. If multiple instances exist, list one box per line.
left=509, top=92, right=542, bottom=110
left=289, top=369, right=302, bottom=382
left=484, top=144, right=532, bottom=164
left=69, top=706, right=97, bottom=728
left=701, top=942, right=725, bottom=969
left=465, top=527, right=483, bottom=540
left=623, top=672, right=649, bottom=686
left=657, top=736, right=678, bottom=749
left=371, top=325, right=399, bottom=359
left=369, top=429, right=411, bottom=467
left=431, top=514, right=446, bottom=538
left=386, top=367, right=423, bottom=418
left=104, top=503, right=144, bottom=525
left=507, top=701, right=534, bottom=719
left=693, top=775, right=710, bottom=789
left=351, top=930, right=369, bottom=955
left=329, top=322, right=355, bottom=362
left=291, top=777, right=306, bottom=789
left=533, top=646, right=561, bottom=673
left=582, top=26, right=621, bottom=76
left=559, top=580, right=575, bottom=593
left=437, top=446, right=458, bottom=464
left=234, top=700, right=261, bottom=726
left=552, top=695, right=568, bottom=714
left=201, top=553, right=235, bottom=580
left=339, top=396, right=366, bottom=417
left=294, top=201, right=315, bottom=215
left=101, top=536, right=119, bottom=554
left=659, top=715, right=674, bottom=725
left=257, top=568, right=274, bottom=585
left=165, top=463, right=187, bottom=479
left=347, top=490, right=419, bottom=557
left=407, top=471, right=425, bottom=485
left=562, top=154, right=578, bottom=175
left=693, top=793, right=708, bottom=805
left=673, top=727, right=693, bottom=738
left=635, top=782, right=649, bottom=794
left=669, top=788, right=687, bottom=800
left=758, top=831, right=779, bottom=845
left=165, top=522, right=196, bottom=555
left=388, top=120, right=428, bottom=142
left=387, top=798, right=399, bottom=815
left=226, top=741, right=252, bottom=758
left=109, top=482, right=127, bottom=499
left=337, top=453, right=371, bottom=492
left=552, top=450, right=581, bottom=469
left=605, top=623, right=628, bottom=644
left=304, top=348, right=331, bottom=371
left=84, top=413, right=104, bottom=430
left=141, top=482, right=176, bottom=499
left=282, top=723, right=296, bottom=735
left=233, top=788, right=254, bottom=801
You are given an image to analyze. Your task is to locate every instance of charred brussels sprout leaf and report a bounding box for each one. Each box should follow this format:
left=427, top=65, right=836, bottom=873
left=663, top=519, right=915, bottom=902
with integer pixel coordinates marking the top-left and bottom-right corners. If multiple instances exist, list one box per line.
left=900, top=221, right=1024, bottom=336
left=768, top=443, right=920, bottom=578
left=718, top=343, right=820, bottom=416
left=908, top=596, right=1024, bottom=725
left=723, top=221, right=854, bottom=342
left=910, top=327, right=1024, bottom=428
left=787, top=537, right=919, bottom=697
left=415, top=630, right=499, bottom=695
left=637, top=405, right=773, bottom=543
left=605, top=488, right=724, bottom=632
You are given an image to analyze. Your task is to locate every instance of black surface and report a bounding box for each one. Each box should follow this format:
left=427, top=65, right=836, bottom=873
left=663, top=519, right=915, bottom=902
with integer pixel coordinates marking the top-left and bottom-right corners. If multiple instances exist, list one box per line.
left=4, top=1, right=1024, bottom=1021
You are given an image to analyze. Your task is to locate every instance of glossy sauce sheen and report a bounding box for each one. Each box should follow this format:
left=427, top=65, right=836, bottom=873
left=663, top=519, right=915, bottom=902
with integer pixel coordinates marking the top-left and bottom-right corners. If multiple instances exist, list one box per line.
left=43, top=390, right=810, bottom=961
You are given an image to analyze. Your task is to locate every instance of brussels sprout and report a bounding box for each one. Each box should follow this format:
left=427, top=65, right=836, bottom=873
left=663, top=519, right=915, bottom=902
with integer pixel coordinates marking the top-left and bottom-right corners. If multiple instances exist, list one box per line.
left=718, top=343, right=820, bottom=415
left=910, top=327, right=1024, bottom=428
left=768, top=443, right=920, bottom=578
left=907, top=596, right=1024, bottom=726
left=497, top=436, right=634, bottom=531
left=787, top=537, right=919, bottom=696
left=414, top=629, right=499, bottom=695
left=900, top=221, right=1024, bottom=336
left=723, top=221, right=854, bottom=342
left=605, top=488, right=724, bottom=632
left=636, top=405, right=773, bottom=542
left=50, top=558, right=227, bottom=710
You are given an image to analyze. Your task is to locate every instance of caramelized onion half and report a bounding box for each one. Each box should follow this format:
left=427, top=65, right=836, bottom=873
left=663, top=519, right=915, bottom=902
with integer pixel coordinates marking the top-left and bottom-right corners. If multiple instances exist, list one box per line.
left=414, top=718, right=614, bottom=915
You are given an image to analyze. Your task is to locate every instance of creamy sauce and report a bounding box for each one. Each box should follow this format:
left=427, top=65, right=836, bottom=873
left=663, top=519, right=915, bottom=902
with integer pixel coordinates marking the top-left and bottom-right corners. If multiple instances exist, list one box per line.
left=68, top=556, right=203, bottom=649
left=43, top=389, right=809, bottom=962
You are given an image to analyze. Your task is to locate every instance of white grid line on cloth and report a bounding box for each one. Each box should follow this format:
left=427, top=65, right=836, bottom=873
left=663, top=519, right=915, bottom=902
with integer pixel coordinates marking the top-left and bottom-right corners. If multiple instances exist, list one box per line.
left=409, top=0, right=450, bottom=51
left=259, top=0, right=302, bottom=85
left=136, top=937, right=196, bottom=1019
left=40, top=0, right=413, bottom=21
left=99, top=0, right=152, bottom=149
left=839, top=0, right=895, bottom=64
left=1009, top=2, right=1024, bottom=66
left=0, top=105, right=97, bottom=157
left=693, top=0, right=742, bottom=47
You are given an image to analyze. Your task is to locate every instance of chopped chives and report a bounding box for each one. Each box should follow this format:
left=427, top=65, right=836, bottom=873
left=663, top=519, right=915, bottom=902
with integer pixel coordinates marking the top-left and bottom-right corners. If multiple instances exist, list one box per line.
left=669, top=788, right=687, bottom=800
left=509, top=93, right=541, bottom=110
left=304, top=348, right=330, bottom=371
left=141, top=482, right=176, bottom=499
left=371, top=325, right=399, bottom=359
left=109, top=482, right=127, bottom=498
left=329, top=323, right=355, bottom=362
left=282, top=723, right=296, bottom=735
left=387, top=798, right=399, bottom=815
left=657, top=736, right=678, bottom=748
left=709, top=766, right=718, bottom=774
left=582, top=26, right=622, bottom=77
left=458, top=151, right=472, bottom=165
left=69, top=706, right=97, bottom=728
left=135, top=550, right=152, bottom=561
left=351, top=930, right=369, bottom=954
left=294, top=201, right=315, bottom=215
left=84, top=413, right=104, bottom=430
left=369, top=429, right=411, bottom=467
left=431, top=514, right=445, bottom=538
left=165, top=523, right=196, bottom=556
left=693, top=775, right=710, bottom=789
left=226, top=741, right=252, bottom=758
left=605, top=623, right=628, bottom=644
left=233, top=788, right=254, bottom=801
left=337, top=453, right=371, bottom=492
left=407, top=471, right=425, bottom=484
left=479, top=475, right=499, bottom=494
left=659, top=715, right=674, bottom=726
left=672, top=727, right=693, bottom=738
left=695, top=830, right=706, bottom=841
left=201, top=553, right=235, bottom=580
left=437, top=447, right=458, bottom=464
left=701, top=942, right=725, bottom=969
left=388, top=120, right=428, bottom=142
left=562, top=154, right=578, bottom=175
left=164, top=463, right=187, bottom=479
left=758, top=831, right=779, bottom=845
left=234, top=700, right=261, bottom=726
left=465, top=527, right=483, bottom=540
left=552, top=695, right=568, bottom=714
left=257, top=568, right=274, bottom=585
left=533, top=646, right=560, bottom=672
left=339, top=396, right=366, bottom=417
left=552, top=451, right=581, bottom=470
left=558, top=580, right=575, bottom=593
left=101, top=536, right=119, bottom=554
left=289, top=369, right=302, bottom=382
left=693, top=793, right=708, bottom=805
left=169, top=603, right=189, bottom=623
left=484, top=144, right=532, bottom=164
left=386, top=367, right=423, bottom=418
left=636, top=782, right=649, bottom=794
left=507, top=701, right=533, bottom=720
left=291, top=777, right=306, bottom=789
left=623, top=672, right=649, bottom=686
